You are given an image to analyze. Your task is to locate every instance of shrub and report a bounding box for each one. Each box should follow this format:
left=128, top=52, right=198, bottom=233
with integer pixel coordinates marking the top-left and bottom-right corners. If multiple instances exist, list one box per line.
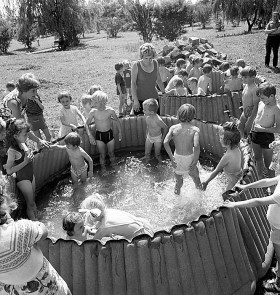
left=0, top=19, right=14, bottom=53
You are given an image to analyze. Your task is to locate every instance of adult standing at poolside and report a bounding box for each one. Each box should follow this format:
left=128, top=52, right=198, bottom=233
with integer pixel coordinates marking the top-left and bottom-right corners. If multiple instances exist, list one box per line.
left=264, top=11, right=280, bottom=70
left=3, top=73, right=50, bottom=148
left=131, top=43, right=167, bottom=115
left=0, top=192, right=71, bottom=294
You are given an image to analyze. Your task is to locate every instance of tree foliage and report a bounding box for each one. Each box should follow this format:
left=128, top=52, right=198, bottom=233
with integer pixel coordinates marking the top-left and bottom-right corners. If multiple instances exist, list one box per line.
left=0, top=18, right=14, bottom=53
left=102, top=16, right=124, bottom=38
left=153, top=0, right=189, bottom=41
left=195, top=1, right=212, bottom=29
left=126, top=0, right=155, bottom=42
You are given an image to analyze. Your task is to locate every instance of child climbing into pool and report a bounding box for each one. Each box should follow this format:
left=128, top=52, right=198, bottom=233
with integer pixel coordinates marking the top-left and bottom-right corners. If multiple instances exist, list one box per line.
left=202, top=121, right=243, bottom=192
left=51, top=132, right=93, bottom=186
left=86, top=90, right=122, bottom=175
left=224, top=176, right=280, bottom=292
left=79, top=193, right=154, bottom=242
left=164, top=104, right=202, bottom=194
left=5, top=118, right=37, bottom=220
left=142, top=98, right=168, bottom=162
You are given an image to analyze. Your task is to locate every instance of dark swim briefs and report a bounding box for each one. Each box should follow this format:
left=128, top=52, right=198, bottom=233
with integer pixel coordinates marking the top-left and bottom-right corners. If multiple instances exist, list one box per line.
left=95, top=129, right=114, bottom=144
left=250, top=131, right=274, bottom=149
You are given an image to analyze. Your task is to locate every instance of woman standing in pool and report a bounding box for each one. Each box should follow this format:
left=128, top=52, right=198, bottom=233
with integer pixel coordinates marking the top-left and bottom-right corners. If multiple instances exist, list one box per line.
left=131, top=43, right=167, bottom=115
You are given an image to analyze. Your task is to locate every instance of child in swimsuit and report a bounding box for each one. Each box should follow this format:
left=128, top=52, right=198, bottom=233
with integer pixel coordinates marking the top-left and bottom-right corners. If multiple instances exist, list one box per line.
left=250, top=82, right=280, bottom=180
left=5, top=118, right=36, bottom=220
left=142, top=98, right=168, bottom=163
left=86, top=91, right=122, bottom=176
left=166, top=78, right=188, bottom=96
left=51, top=132, right=93, bottom=186
left=79, top=194, right=154, bottom=243
left=202, top=121, right=243, bottom=192
left=164, top=104, right=202, bottom=194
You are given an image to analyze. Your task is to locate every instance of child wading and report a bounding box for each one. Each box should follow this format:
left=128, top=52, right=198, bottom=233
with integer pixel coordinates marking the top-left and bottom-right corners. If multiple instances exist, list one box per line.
left=164, top=104, right=202, bottom=194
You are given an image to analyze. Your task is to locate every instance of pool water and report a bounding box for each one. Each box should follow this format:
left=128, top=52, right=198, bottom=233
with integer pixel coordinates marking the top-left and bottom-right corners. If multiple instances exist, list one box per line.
left=37, top=152, right=227, bottom=240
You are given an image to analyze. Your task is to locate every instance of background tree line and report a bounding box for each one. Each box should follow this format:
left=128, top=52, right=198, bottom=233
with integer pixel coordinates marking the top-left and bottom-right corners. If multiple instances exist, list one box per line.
left=0, top=0, right=279, bottom=53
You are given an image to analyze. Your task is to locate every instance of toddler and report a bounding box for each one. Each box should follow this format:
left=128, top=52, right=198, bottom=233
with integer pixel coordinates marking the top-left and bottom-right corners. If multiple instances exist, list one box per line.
left=187, top=77, right=206, bottom=96
left=166, top=78, right=188, bottom=96
left=123, top=60, right=133, bottom=116
left=238, top=67, right=259, bottom=138
left=165, top=69, right=188, bottom=92
left=174, top=58, right=186, bottom=75
left=188, top=57, right=203, bottom=80
left=81, top=94, right=93, bottom=119
left=79, top=194, right=154, bottom=242
left=88, top=84, right=102, bottom=95
left=52, top=132, right=93, bottom=185
left=224, top=66, right=243, bottom=92
left=115, top=62, right=126, bottom=117
left=142, top=98, right=168, bottom=162
left=86, top=91, right=122, bottom=176
left=198, top=64, right=213, bottom=94
left=236, top=58, right=246, bottom=72
left=5, top=118, right=36, bottom=220
left=164, top=104, right=202, bottom=194
left=202, top=121, right=242, bottom=191
left=157, top=57, right=171, bottom=88
left=3, top=82, right=16, bottom=99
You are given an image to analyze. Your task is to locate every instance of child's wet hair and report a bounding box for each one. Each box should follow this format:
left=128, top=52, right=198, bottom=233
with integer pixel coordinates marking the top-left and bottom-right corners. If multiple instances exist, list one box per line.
left=176, top=58, right=186, bottom=67
left=177, top=103, right=196, bottom=122
left=177, top=69, right=188, bottom=77
left=122, top=59, right=130, bottom=67
left=230, top=66, right=239, bottom=77
left=88, top=85, right=102, bottom=95
left=188, top=77, right=198, bottom=85
left=17, top=73, right=40, bottom=93
left=6, top=118, right=30, bottom=148
left=240, top=66, right=257, bottom=78
left=64, top=132, right=81, bottom=146
left=62, top=212, right=83, bottom=237
left=202, top=64, right=212, bottom=74
left=80, top=194, right=106, bottom=214
left=257, top=82, right=276, bottom=97
left=92, top=90, right=108, bottom=106
left=175, top=78, right=184, bottom=88
left=115, top=63, right=123, bottom=71
left=143, top=98, right=159, bottom=113
left=6, top=81, right=15, bottom=90
left=192, top=57, right=202, bottom=65
left=236, top=59, right=246, bottom=68
left=81, top=94, right=92, bottom=106
left=0, top=118, right=6, bottom=134
left=221, top=121, right=241, bottom=149
left=219, top=62, right=230, bottom=72
left=58, top=91, right=72, bottom=103
left=139, top=43, right=156, bottom=59
left=157, top=57, right=165, bottom=65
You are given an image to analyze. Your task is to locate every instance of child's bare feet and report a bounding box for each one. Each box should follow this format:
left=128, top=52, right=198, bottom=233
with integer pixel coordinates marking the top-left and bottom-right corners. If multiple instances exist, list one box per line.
left=155, top=155, right=162, bottom=162
left=140, top=155, right=151, bottom=164
left=100, top=166, right=107, bottom=176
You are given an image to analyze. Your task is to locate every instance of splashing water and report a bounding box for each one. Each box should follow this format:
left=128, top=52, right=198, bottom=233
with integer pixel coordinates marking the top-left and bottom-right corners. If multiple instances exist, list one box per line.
left=37, top=153, right=227, bottom=239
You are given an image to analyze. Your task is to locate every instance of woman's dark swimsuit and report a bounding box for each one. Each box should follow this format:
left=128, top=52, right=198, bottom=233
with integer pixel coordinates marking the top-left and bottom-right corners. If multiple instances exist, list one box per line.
left=95, top=129, right=114, bottom=144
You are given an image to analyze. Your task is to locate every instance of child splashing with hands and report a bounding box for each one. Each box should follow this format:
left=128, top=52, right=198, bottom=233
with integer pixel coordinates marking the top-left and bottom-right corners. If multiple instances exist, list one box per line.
left=164, top=104, right=202, bottom=194
left=5, top=118, right=36, bottom=220
left=202, top=121, right=243, bottom=192
left=142, top=98, right=168, bottom=163
left=87, top=91, right=122, bottom=175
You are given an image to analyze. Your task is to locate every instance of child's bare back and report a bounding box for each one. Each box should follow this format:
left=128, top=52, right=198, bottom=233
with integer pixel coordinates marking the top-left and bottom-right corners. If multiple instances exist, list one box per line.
left=242, top=83, right=259, bottom=117
left=146, top=114, right=165, bottom=137
left=198, top=75, right=212, bottom=94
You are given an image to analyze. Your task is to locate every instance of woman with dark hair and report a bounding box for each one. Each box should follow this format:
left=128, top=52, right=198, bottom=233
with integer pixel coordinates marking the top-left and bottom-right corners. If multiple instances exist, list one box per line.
left=131, top=43, right=167, bottom=115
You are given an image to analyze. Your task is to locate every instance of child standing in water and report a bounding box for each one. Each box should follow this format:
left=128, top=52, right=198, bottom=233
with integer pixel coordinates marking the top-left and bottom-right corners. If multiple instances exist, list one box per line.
left=52, top=132, right=93, bottom=185
left=142, top=98, right=168, bottom=162
left=164, top=104, right=202, bottom=194
left=5, top=118, right=36, bottom=220
left=202, top=121, right=243, bottom=192
left=86, top=91, right=122, bottom=175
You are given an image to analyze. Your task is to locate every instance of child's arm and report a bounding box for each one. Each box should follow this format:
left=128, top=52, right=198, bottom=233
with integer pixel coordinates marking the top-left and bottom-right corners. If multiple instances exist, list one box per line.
left=49, top=144, right=67, bottom=150
left=163, top=126, right=175, bottom=167
left=158, top=118, right=168, bottom=140
left=110, top=109, right=122, bottom=141
left=6, top=149, right=33, bottom=175
left=191, top=129, right=200, bottom=168
left=202, top=154, right=228, bottom=190
left=80, top=148, right=94, bottom=178
left=77, top=109, right=96, bottom=145
left=208, top=77, right=213, bottom=93
left=236, top=176, right=280, bottom=191
left=60, top=114, right=77, bottom=130
left=156, top=61, right=167, bottom=97
left=34, top=96, right=44, bottom=110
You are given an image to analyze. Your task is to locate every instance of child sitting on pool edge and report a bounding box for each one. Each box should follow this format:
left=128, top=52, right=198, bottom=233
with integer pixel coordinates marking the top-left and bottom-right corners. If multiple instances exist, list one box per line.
left=86, top=90, right=122, bottom=176
left=142, top=98, right=168, bottom=163
left=164, top=103, right=202, bottom=194
left=202, top=121, right=243, bottom=192
left=52, top=132, right=93, bottom=186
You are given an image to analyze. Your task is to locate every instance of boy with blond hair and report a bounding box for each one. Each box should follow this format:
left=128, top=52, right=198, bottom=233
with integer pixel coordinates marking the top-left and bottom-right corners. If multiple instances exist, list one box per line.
left=164, top=104, right=202, bottom=194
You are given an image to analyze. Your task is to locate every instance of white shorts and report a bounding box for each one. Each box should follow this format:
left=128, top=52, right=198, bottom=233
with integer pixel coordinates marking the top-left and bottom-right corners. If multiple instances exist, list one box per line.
left=71, top=162, right=88, bottom=178
left=174, top=152, right=194, bottom=175
left=147, top=133, right=162, bottom=144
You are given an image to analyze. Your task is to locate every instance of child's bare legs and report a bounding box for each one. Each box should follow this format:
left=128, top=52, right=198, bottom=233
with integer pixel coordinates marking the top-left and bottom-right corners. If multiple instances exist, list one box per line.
left=33, top=130, right=42, bottom=149
left=42, top=127, right=51, bottom=142
left=142, top=138, right=153, bottom=163
left=71, top=172, right=79, bottom=186
left=118, top=94, right=125, bottom=116
left=17, top=177, right=37, bottom=220
left=97, top=141, right=107, bottom=174
left=238, top=113, right=247, bottom=138
left=189, top=165, right=202, bottom=189
left=252, top=142, right=264, bottom=179
left=154, top=142, right=162, bottom=162
left=174, top=173, right=183, bottom=195
left=80, top=170, right=88, bottom=183
left=107, top=139, right=116, bottom=167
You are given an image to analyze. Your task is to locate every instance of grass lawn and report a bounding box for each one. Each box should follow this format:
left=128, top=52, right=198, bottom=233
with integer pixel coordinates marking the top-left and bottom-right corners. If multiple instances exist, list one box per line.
left=0, top=21, right=279, bottom=135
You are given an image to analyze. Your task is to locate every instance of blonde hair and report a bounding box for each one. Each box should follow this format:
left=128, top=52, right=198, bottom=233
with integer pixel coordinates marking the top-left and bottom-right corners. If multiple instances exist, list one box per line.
left=92, top=90, right=108, bottom=106
left=81, top=94, right=92, bottom=106
left=88, top=85, right=102, bottom=95
left=80, top=194, right=106, bottom=214
left=139, top=43, right=156, bottom=59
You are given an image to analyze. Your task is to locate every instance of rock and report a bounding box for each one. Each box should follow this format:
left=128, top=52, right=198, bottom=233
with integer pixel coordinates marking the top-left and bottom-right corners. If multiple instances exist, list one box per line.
left=211, top=58, right=223, bottom=66
left=162, top=44, right=175, bottom=56
left=196, top=45, right=207, bottom=54
left=204, top=43, right=212, bottom=49
left=170, top=47, right=181, bottom=59
left=206, top=48, right=218, bottom=56
left=163, top=55, right=172, bottom=65
left=189, top=37, right=200, bottom=47
left=200, top=38, right=208, bottom=44
left=175, top=39, right=186, bottom=49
